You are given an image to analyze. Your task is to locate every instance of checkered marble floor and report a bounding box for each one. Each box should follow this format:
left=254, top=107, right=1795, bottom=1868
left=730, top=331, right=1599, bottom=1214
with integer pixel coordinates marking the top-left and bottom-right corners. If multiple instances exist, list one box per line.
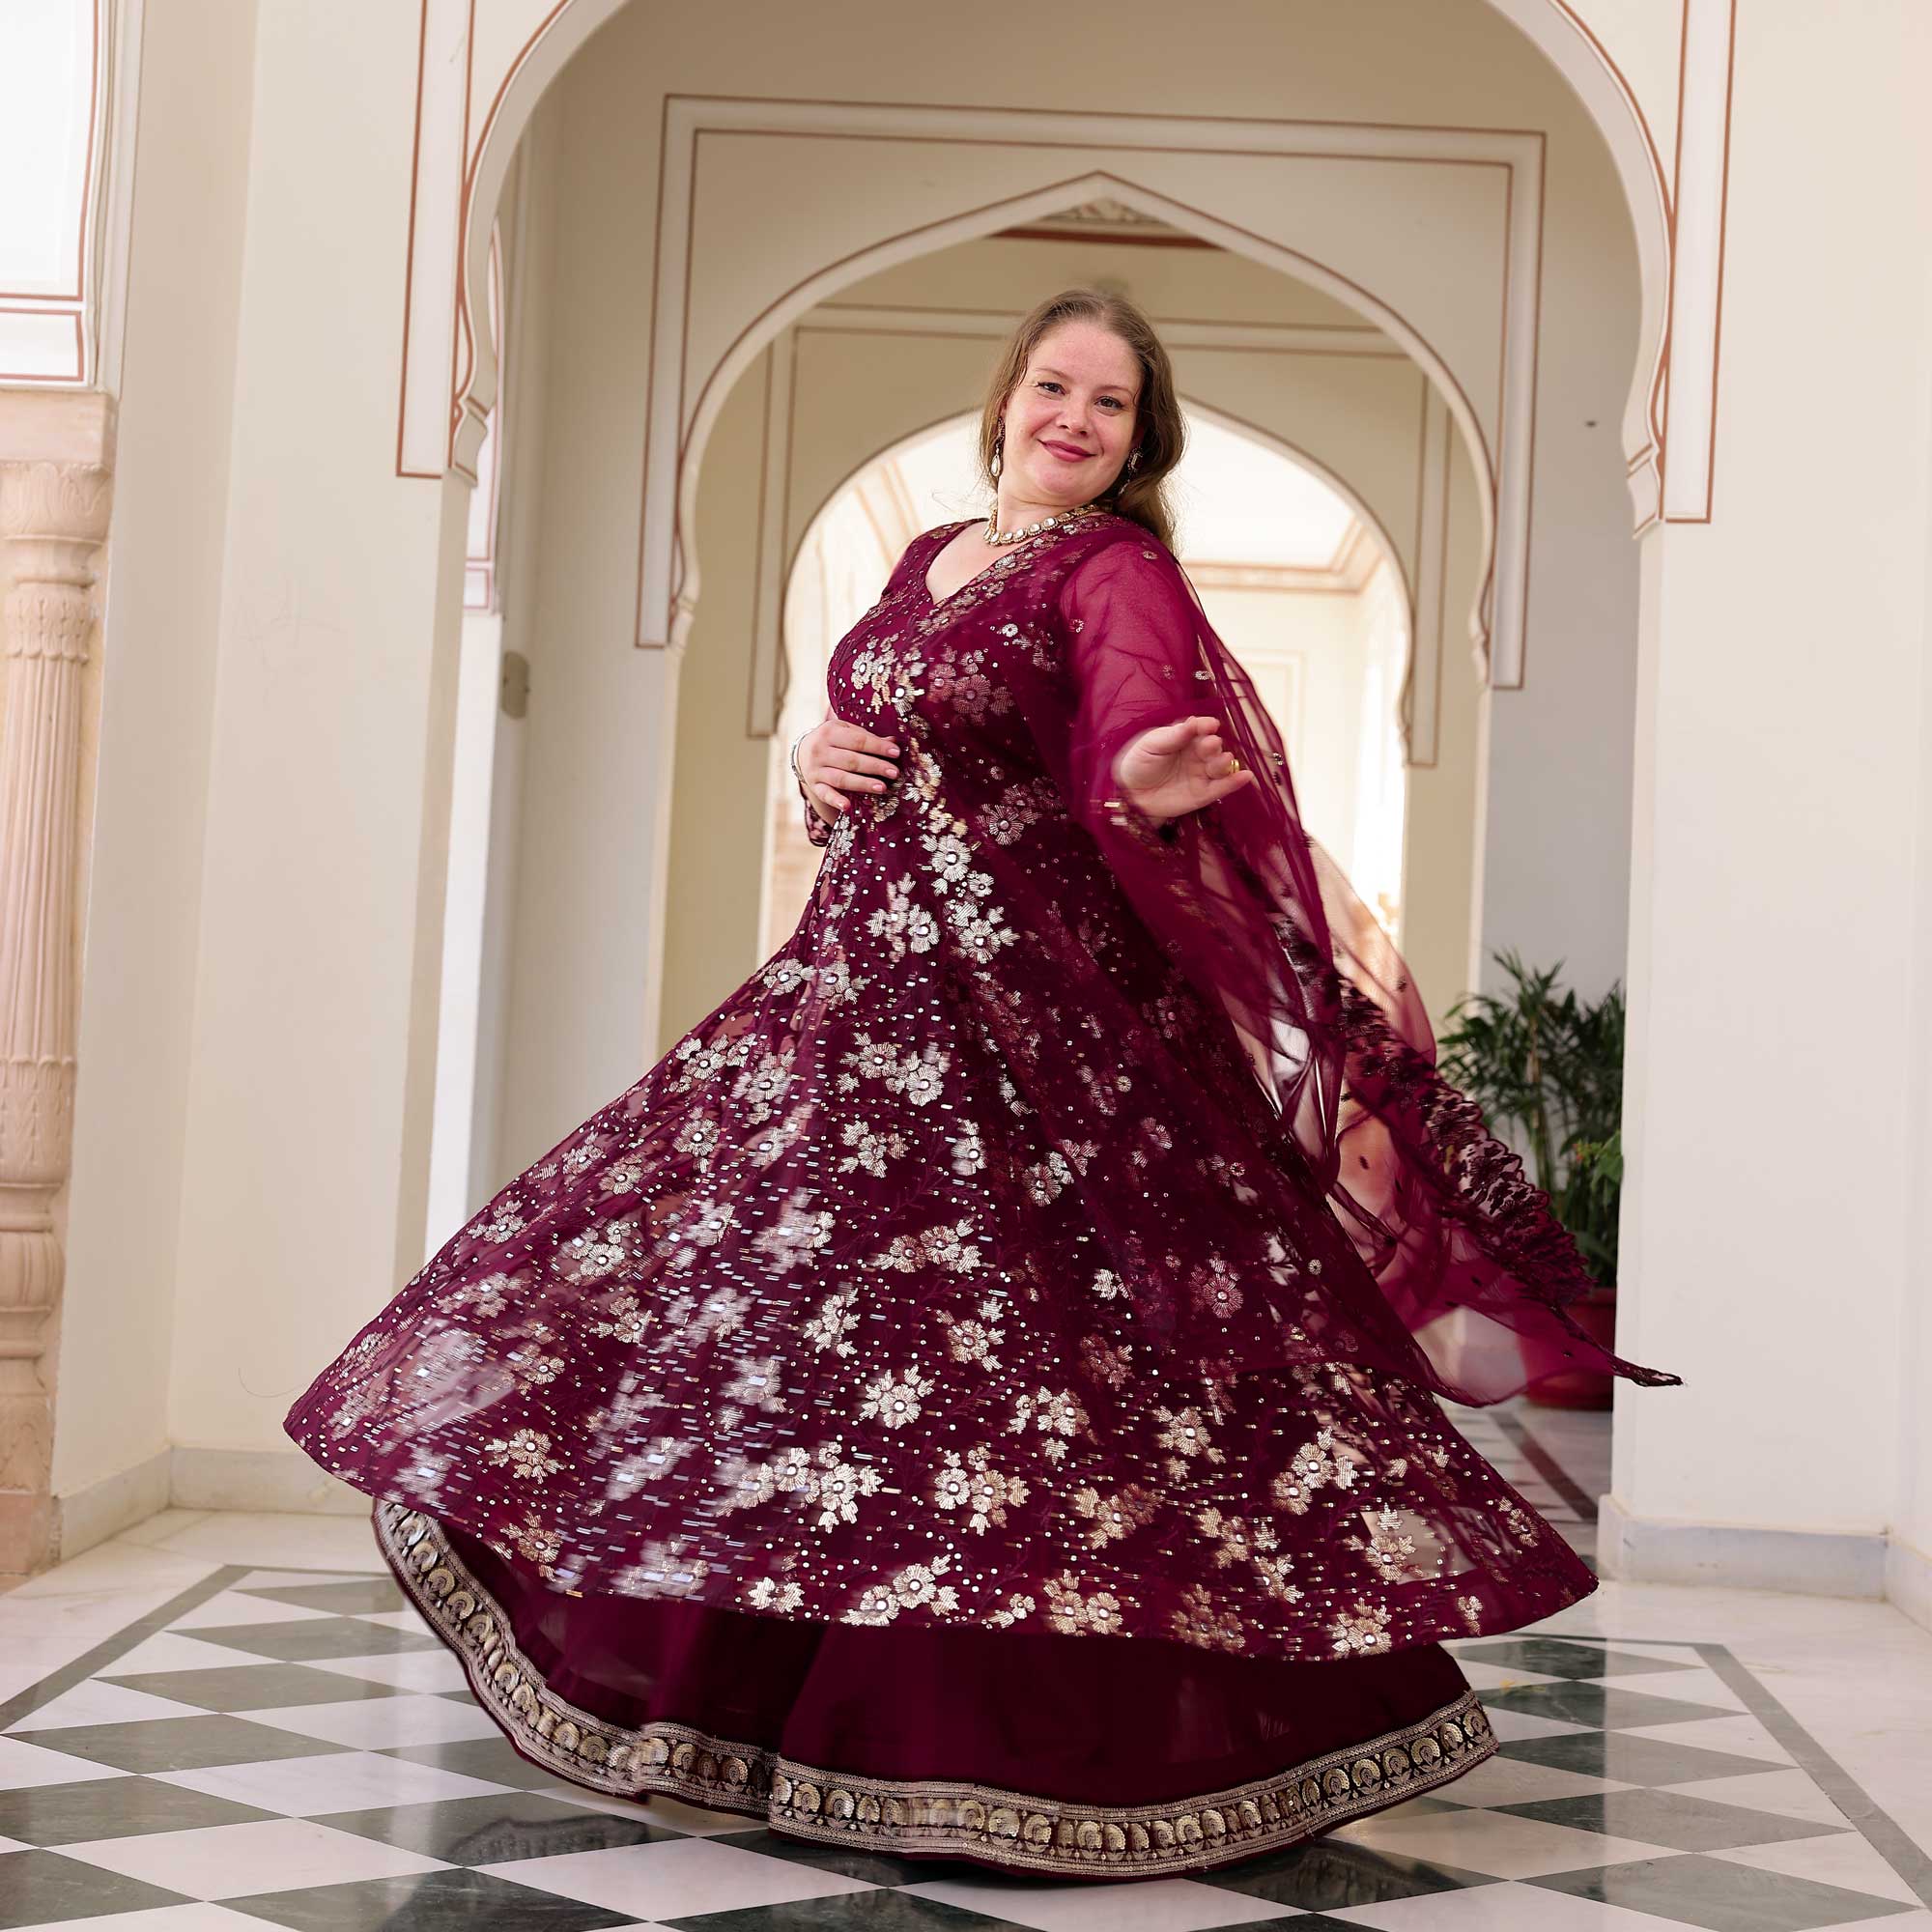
left=3, top=1408, right=1928, bottom=1929
left=1446, top=1398, right=1604, bottom=1563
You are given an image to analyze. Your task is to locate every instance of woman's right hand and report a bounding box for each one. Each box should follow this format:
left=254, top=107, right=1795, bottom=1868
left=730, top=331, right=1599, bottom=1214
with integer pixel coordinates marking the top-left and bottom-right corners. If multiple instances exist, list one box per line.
left=1112, top=716, right=1254, bottom=823
left=797, top=710, right=901, bottom=825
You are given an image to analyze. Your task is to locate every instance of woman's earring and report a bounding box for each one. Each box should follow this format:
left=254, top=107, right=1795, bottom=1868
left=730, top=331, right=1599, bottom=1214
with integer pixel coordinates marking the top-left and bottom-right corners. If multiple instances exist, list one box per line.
left=1127, top=445, right=1142, bottom=472
left=989, top=426, right=1004, bottom=481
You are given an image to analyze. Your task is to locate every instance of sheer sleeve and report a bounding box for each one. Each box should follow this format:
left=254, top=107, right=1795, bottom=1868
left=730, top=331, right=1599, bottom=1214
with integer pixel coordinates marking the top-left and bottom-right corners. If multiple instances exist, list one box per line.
left=1055, top=537, right=1341, bottom=1185
left=1048, top=530, right=1680, bottom=1406
left=793, top=707, right=834, bottom=847
left=801, top=786, right=833, bottom=847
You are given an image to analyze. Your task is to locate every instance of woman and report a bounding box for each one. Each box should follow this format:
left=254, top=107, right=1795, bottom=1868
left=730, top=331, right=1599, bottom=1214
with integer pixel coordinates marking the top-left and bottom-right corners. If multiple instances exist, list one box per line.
left=285, top=287, right=1676, bottom=1884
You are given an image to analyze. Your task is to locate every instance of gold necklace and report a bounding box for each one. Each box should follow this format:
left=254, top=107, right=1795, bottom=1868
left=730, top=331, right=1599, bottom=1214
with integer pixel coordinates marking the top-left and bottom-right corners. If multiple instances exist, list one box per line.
left=981, top=498, right=1103, bottom=546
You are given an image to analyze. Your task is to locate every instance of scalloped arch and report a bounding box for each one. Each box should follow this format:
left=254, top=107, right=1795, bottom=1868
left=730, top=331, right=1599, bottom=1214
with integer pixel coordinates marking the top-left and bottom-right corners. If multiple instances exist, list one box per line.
left=655, top=166, right=1495, bottom=677
left=411, top=0, right=1674, bottom=679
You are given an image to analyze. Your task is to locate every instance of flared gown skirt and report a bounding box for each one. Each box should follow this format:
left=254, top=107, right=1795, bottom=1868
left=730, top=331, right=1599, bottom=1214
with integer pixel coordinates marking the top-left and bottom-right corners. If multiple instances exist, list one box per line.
left=290, top=550, right=1605, bottom=1880
left=297, top=769, right=1580, bottom=1878
left=373, top=1500, right=1497, bottom=1883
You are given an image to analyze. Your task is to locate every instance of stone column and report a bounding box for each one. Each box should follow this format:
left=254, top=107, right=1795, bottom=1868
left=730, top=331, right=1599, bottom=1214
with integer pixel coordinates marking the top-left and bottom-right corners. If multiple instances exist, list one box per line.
left=0, top=391, right=115, bottom=1578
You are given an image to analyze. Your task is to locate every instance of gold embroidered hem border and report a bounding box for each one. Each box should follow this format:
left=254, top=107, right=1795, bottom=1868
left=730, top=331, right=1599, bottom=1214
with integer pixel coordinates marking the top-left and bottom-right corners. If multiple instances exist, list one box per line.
left=374, top=1501, right=1497, bottom=1879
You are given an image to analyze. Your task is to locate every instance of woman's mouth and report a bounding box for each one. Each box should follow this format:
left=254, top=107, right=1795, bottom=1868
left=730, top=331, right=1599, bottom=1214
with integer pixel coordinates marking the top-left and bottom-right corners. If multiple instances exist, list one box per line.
left=1041, top=440, right=1089, bottom=462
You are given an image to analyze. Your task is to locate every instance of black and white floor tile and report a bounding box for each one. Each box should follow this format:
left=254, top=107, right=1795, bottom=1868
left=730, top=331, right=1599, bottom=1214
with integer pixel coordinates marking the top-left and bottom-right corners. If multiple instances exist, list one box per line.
left=1447, top=1397, right=1604, bottom=1564
left=3, top=1410, right=1928, bottom=1930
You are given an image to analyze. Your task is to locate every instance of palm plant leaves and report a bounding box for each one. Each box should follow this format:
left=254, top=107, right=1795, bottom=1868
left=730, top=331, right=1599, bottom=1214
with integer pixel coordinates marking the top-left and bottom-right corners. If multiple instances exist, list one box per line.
left=1436, top=949, right=1625, bottom=1283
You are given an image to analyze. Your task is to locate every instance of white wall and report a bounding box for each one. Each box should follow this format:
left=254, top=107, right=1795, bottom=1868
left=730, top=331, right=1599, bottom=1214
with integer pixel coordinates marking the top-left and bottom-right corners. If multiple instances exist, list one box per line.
left=1900, top=248, right=1932, bottom=1625
left=51, top=0, right=260, bottom=1508
left=492, top=58, right=673, bottom=1172
left=1402, top=441, right=1488, bottom=1021
left=424, top=609, right=505, bottom=1250
left=1607, top=0, right=1932, bottom=1597
left=1475, top=113, right=1644, bottom=1006
left=1208, top=585, right=1370, bottom=869
left=152, top=3, right=469, bottom=1491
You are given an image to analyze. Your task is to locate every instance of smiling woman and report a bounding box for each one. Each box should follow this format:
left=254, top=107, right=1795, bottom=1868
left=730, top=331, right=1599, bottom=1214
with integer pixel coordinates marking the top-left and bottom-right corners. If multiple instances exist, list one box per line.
left=286, top=287, right=1675, bottom=1884
left=901, top=320, right=1150, bottom=609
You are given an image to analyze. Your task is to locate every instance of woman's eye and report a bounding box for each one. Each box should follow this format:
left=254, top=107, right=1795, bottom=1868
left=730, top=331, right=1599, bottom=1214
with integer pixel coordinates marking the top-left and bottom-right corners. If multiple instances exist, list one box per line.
left=1036, top=380, right=1124, bottom=410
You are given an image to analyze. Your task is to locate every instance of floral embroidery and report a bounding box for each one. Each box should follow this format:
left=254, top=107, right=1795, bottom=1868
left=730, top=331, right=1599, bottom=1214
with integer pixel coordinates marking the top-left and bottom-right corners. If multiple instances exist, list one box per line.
left=745, top=1572, right=806, bottom=1613
left=1346, top=1507, right=1423, bottom=1584
left=802, top=1282, right=862, bottom=1356
left=935, top=1297, right=1007, bottom=1369
left=1273, top=1430, right=1355, bottom=1516
left=1330, top=1600, right=1395, bottom=1657
left=838, top=1116, right=911, bottom=1178
left=1196, top=1505, right=1277, bottom=1570
left=721, top=1439, right=885, bottom=1532
left=932, top=1444, right=1029, bottom=1532
left=507, top=1508, right=561, bottom=1568
left=950, top=1120, right=986, bottom=1175
left=289, top=512, right=1596, bottom=1677
left=1009, top=1385, right=1092, bottom=1463
left=844, top=1553, right=961, bottom=1625
left=486, top=1429, right=561, bottom=1480
left=1152, top=1404, right=1227, bottom=1476
left=1076, top=1332, right=1132, bottom=1389
left=659, top=1284, right=750, bottom=1343
left=722, top=1354, right=787, bottom=1413
left=506, top=1337, right=564, bottom=1390
left=1071, top=1481, right=1160, bottom=1548
left=614, top=1538, right=710, bottom=1597
left=866, top=874, right=941, bottom=959
left=1041, top=1571, right=1126, bottom=1634
left=747, top=1195, right=835, bottom=1271
left=1171, top=1581, right=1247, bottom=1653
left=1020, top=1149, right=1076, bottom=1205
left=1188, top=1254, right=1244, bottom=1321
left=983, top=777, right=1060, bottom=845
left=858, top=1363, right=936, bottom=1430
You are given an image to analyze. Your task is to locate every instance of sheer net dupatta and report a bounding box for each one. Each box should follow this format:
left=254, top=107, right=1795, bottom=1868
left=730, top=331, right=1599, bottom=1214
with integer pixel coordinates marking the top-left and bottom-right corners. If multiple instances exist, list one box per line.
left=1039, top=530, right=1680, bottom=1407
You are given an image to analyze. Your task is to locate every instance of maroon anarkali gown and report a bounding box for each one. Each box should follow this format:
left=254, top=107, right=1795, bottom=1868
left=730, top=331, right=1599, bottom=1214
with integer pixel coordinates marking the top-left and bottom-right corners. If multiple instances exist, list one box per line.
left=285, top=505, right=1674, bottom=1881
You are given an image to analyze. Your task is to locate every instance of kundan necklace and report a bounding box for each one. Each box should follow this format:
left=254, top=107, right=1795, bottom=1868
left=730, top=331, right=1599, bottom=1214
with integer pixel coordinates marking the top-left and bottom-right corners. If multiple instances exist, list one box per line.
left=981, top=498, right=1104, bottom=546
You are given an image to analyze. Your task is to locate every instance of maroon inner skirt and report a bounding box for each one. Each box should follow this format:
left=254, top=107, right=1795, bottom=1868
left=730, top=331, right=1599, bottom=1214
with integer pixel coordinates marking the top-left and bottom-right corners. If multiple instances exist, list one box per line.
left=436, top=1517, right=1474, bottom=1811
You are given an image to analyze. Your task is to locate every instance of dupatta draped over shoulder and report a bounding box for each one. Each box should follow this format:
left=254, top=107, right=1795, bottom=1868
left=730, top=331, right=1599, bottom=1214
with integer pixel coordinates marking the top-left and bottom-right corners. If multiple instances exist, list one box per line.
left=934, top=510, right=1677, bottom=1407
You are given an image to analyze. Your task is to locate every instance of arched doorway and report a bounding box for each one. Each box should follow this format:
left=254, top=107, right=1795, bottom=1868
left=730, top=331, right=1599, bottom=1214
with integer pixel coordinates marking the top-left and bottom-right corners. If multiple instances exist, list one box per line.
left=423, top=17, right=1655, bottom=1577
left=753, top=410, right=1413, bottom=968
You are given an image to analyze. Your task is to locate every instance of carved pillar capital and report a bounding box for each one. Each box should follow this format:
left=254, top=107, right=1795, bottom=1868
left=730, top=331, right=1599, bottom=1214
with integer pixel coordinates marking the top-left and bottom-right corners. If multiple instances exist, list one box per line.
left=0, top=407, right=116, bottom=1577
left=1, top=458, right=116, bottom=544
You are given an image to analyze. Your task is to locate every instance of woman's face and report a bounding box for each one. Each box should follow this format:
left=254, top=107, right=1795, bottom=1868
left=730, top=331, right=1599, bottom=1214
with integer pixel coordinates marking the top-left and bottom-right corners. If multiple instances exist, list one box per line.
left=999, top=319, right=1143, bottom=508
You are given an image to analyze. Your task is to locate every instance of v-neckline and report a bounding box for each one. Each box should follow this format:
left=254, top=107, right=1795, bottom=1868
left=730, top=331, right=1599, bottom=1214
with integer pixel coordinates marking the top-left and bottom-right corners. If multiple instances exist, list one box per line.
left=921, top=520, right=1004, bottom=609
left=920, top=509, right=1109, bottom=609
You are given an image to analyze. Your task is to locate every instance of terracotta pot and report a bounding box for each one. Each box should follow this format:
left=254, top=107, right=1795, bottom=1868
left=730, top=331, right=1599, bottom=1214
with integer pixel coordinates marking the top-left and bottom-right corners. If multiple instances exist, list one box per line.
left=1521, top=1285, right=1618, bottom=1410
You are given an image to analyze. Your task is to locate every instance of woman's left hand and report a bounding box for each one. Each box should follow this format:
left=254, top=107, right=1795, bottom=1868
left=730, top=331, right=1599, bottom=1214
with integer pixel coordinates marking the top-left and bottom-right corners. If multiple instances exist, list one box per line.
left=1113, top=715, right=1256, bottom=822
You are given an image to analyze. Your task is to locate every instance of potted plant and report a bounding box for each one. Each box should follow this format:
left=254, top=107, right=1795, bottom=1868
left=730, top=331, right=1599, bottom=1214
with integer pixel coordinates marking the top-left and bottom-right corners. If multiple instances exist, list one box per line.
left=1435, top=950, right=1625, bottom=1409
